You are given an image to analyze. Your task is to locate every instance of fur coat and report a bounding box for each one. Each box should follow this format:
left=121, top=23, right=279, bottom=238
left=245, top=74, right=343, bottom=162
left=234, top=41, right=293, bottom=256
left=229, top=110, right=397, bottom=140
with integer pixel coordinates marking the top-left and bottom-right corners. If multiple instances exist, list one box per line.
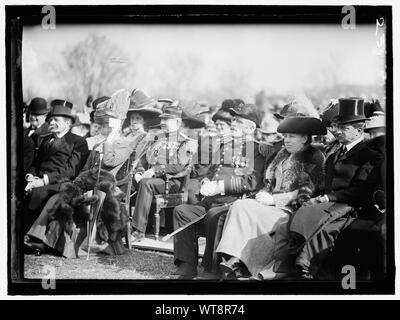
left=263, top=144, right=325, bottom=210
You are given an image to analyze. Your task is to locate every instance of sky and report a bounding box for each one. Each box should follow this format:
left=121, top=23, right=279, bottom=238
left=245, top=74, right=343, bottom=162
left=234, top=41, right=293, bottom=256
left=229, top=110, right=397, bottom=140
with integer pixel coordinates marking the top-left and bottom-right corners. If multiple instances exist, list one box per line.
left=22, top=23, right=385, bottom=106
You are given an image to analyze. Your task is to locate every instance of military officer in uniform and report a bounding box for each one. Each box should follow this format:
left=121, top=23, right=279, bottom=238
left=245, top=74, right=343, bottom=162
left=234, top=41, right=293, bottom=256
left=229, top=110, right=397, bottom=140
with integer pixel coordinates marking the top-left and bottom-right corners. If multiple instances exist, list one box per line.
left=130, top=103, right=198, bottom=241
left=172, top=103, right=266, bottom=279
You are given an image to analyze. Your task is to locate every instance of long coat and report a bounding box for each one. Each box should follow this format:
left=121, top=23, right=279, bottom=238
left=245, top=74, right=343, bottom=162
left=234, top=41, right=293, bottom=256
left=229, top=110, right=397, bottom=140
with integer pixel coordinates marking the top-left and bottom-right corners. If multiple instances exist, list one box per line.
left=26, top=131, right=89, bottom=215
left=285, top=141, right=383, bottom=276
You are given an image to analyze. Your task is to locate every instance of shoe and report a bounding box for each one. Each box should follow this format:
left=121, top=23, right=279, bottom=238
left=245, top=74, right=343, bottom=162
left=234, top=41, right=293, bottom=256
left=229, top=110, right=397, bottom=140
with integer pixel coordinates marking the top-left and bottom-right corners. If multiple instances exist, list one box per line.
left=219, top=257, right=241, bottom=274
left=300, top=270, right=314, bottom=280
left=173, top=262, right=197, bottom=279
left=24, top=240, right=45, bottom=256
left=194, top=270, right=221, bottom=280
left=296, top=264, right=314, bottom=280
left=130, top=230, right=145, bottom=243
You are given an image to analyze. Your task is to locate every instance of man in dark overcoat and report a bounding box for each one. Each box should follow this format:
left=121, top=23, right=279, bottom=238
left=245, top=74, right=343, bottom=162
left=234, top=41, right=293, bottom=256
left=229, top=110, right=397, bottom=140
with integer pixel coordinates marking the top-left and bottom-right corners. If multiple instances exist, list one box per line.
left=281, top=97, right=382, bottom=279
left=172, top=103, right=266, bottom=279
left=24, top=100, right=89, bottom=231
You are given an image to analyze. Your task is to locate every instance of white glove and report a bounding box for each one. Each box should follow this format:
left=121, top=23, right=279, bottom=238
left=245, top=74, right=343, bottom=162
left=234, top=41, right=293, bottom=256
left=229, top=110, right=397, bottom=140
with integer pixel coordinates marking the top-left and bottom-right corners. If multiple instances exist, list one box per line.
left=255, top=190, right=275, bottom=206
left=25, top=177, right=45, bottom=191
left=200, top=181, right=219, bottom=197
left=141, top=168, right=155, bottom=179
left=134, top=173, right=143, bottom=183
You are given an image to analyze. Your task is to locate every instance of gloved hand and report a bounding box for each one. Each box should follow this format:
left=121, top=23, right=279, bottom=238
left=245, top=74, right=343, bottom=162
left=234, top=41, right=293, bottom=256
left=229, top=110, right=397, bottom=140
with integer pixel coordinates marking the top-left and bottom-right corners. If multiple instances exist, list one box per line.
left=134, top=173, right=143, bottom=183
left=25, top=177, right=45, bottom=191
left=141, top=168, right=155, bottom=179
left=255, top=190, right=275, bottom=206
left=200, top=181, right=219, bottom=197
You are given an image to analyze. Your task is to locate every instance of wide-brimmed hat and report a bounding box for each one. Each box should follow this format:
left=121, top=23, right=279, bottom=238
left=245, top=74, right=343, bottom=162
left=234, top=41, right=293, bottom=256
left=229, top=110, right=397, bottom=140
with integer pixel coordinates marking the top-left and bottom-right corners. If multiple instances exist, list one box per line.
left=320, top=99, right=339, bottom=128
left=178, top=100, right=206, bottom=129
left=130, top=88, right=157, bottom=109
left=211, top=108, right=233, bottom=124
left=49, top=99, right=75, bottom=123
left=229, top=103, right=261, bottom=128
left=277, top=115, right=327, bottom=135
left=332, top=97, right=367, bottom=124
left=274, top=94, right=319, bottom=120
left=28, top=97, right=49, bottom=115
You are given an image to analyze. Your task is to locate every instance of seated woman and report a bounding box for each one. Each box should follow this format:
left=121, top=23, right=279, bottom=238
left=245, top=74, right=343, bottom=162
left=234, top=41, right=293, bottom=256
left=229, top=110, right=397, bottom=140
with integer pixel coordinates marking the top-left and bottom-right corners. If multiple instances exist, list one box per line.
left=215, top=114, right=326, bottom=278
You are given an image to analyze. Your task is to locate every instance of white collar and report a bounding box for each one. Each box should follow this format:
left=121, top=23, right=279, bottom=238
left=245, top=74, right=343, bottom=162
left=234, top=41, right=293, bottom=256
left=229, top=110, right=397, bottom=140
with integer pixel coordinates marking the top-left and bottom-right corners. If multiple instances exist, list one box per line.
left=54, top=129, right=69, bottom=138
left=344, top=136, right=364, bottom=152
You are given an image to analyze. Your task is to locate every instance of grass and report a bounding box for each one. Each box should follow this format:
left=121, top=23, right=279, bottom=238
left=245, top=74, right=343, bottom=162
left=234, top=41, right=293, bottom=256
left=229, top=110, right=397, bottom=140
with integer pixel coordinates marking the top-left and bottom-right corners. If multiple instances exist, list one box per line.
left=24, top=248, right=178, bottom=280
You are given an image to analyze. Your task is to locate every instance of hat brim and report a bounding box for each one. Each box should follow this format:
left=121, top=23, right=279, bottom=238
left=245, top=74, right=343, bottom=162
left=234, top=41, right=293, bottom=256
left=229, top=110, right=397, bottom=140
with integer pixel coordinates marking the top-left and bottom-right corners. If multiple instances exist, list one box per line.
left=332, top=115, right=367, bottom=125
left=29, top=109, right=49, bottom=116
left=49, top=113, right=76, bottom=124
left=159, top=114, right=180, bottom=119
left=212, top=110, right=232, bottom=123
left=229, top=108, right=260, bottom=128
left=183, top=117, right=206, bottom=129
left=273, top=113, right=284, bottom=120
left=277, top=117, right=327, bottom=135
left=127, top=108, right=161, bottom=117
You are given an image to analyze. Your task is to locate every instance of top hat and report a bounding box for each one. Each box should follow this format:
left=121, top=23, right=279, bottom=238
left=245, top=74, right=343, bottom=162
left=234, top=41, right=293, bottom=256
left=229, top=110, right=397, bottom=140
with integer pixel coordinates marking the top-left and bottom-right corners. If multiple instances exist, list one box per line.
left=229, top=103, right=262, bottom=128
left=28, top=97, right=49, bottom=115
left=49, top=99, right=75, bottom=123
left=277, top=115, right=327, bottom=135
left=332, top=97, right=367, bottom=124
left=92, top=96, right=110, bottom=110
left=130, top=88, right=157, bottom=109
left=159, top=100, right=182, bottom=119
left=320, top=99, right=340, bottom=128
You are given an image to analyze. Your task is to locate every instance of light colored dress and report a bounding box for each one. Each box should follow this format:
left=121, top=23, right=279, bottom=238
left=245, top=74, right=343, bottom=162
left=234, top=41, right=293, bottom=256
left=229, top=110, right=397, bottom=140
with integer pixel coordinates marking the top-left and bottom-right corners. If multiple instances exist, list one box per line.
left=216, top=156, right=299, bottom=276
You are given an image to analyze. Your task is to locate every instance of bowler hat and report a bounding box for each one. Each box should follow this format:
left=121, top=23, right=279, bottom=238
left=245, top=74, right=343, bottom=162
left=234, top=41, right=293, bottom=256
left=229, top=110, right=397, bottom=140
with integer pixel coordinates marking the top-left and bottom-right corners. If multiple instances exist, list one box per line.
left=277, top=116, right=327, bottom=135
left=49, top=99, right=75, bottom=123
left=332, top=97, right=367, bottom=124
left=28, top=97, right=49, bottom=115
left=229, top=103, right=262, bottom=128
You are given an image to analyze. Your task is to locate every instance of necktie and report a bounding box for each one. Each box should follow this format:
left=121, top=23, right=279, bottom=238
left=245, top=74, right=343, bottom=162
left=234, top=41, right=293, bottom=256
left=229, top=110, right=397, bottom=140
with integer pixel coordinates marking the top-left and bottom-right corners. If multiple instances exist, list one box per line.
left=337, top=145, right=347, bottom=159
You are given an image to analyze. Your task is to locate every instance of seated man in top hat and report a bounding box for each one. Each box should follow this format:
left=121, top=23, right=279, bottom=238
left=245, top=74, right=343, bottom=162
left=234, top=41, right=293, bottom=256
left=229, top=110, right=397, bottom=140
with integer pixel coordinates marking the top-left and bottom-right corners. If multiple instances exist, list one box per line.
left=24, top=99, right=89, bottom=232
left=129, top=102, right=198, bottom=242
left=269, top=97, right=382, bottom=280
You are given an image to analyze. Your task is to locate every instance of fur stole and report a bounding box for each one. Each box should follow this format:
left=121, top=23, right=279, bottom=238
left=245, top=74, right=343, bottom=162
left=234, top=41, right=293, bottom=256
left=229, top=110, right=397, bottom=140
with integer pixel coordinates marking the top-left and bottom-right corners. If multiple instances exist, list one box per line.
left=264, top=144, right=325, bottom=209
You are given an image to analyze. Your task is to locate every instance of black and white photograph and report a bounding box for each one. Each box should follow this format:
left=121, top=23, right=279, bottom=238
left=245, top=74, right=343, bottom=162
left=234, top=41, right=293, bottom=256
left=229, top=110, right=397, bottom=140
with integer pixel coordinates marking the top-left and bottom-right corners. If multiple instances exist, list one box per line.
left=5, top=3, right=395, bottom=297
